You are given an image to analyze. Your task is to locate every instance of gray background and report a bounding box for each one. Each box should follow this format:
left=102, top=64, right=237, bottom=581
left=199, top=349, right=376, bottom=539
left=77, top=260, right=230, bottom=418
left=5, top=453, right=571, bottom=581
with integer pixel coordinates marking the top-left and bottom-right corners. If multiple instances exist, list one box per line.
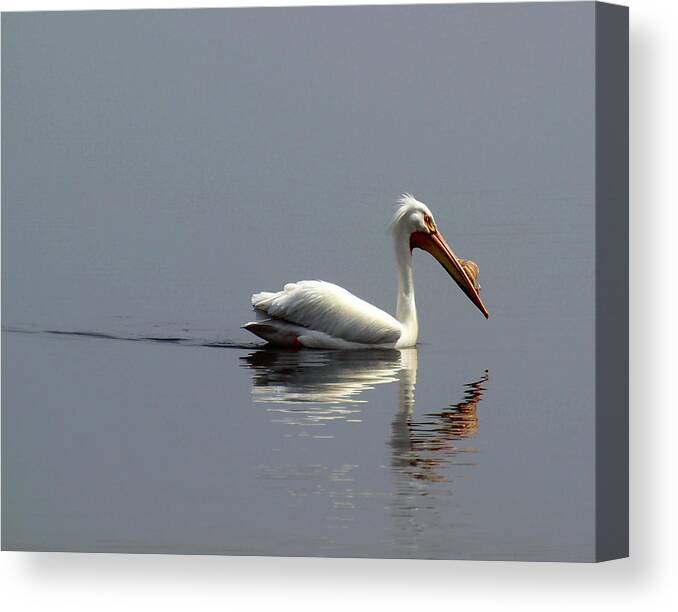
left=3, top=3, right=597, bottom=560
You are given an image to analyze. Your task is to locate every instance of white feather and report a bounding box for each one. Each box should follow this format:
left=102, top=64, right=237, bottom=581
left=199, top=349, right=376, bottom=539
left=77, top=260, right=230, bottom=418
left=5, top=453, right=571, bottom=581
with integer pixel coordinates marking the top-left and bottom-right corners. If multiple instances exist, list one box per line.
left=387, top=193, right=433, bottom=234
left=250, top=280, right=402, bottom=347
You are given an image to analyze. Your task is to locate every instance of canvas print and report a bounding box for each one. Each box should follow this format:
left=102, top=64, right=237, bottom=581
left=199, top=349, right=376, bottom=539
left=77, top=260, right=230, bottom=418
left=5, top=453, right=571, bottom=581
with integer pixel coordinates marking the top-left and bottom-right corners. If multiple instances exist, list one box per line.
left=1, top=2, right=628, bottom=561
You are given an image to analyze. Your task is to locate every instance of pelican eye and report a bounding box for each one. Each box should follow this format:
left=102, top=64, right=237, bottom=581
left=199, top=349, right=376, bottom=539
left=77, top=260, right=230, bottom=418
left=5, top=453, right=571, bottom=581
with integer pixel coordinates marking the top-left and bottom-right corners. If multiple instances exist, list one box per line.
left=424, top=214, right=437, bottom=233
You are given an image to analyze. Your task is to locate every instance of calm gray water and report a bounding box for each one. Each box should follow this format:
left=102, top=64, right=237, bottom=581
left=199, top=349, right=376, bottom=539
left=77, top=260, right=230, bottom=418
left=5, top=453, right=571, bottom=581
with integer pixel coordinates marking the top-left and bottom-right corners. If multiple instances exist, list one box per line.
left=2, top=4, right=596, bottom=560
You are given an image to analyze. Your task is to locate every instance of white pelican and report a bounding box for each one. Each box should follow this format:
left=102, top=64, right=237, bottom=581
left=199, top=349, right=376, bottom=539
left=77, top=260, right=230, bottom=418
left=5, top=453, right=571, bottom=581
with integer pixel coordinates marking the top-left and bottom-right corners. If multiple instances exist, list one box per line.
left=243, top=194, right=488, bottom=349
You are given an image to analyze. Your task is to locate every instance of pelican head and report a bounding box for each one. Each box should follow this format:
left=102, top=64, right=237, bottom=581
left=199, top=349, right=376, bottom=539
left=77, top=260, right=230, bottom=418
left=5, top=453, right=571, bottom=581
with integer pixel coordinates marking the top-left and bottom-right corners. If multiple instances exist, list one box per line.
left=390, top=194, right=489, bottom=319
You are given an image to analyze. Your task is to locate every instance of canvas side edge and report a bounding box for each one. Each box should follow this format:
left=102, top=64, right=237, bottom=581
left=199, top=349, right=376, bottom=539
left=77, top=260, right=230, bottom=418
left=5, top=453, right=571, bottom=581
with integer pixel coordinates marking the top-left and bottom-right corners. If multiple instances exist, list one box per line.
left=594, top=1, right=629, bottom=562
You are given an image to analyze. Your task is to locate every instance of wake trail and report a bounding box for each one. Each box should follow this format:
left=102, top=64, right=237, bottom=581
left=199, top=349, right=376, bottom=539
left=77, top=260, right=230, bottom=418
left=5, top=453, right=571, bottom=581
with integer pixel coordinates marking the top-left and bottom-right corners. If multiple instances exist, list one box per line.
left=2, top=326, right=261, bottom=350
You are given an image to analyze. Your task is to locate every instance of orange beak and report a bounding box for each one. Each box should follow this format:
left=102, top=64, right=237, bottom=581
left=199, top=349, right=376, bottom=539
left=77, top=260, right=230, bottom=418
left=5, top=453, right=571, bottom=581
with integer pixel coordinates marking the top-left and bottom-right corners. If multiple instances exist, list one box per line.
left=410, top=230, right=489, bottom=319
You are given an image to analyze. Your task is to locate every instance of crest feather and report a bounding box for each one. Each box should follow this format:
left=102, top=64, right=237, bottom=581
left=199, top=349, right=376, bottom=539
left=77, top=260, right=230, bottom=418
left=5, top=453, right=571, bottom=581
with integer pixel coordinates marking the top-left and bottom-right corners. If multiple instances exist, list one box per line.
left=387, top=193, right=426, bottom=233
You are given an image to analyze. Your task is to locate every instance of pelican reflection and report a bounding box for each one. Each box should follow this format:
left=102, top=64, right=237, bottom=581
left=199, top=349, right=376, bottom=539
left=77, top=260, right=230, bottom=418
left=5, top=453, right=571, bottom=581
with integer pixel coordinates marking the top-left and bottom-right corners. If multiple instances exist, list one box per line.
left=391, top=365, right=488, bottom=483
left=241, top=347, right=489, bottom=553
left=241, top=347, right=487, bottom=476
left=243, top=348, right=404, bottom=405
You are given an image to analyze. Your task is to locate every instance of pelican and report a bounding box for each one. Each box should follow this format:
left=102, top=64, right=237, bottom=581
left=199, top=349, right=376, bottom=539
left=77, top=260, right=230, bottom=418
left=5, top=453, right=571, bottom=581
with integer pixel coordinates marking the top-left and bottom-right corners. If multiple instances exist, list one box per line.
left=243, top=194, right=488, bottom=349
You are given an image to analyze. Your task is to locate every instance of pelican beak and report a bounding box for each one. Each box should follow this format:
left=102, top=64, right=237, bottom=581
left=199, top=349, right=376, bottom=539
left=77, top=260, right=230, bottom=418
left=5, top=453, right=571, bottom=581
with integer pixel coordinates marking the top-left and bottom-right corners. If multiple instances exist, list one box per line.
left=410, top=230, right=489, bottom=319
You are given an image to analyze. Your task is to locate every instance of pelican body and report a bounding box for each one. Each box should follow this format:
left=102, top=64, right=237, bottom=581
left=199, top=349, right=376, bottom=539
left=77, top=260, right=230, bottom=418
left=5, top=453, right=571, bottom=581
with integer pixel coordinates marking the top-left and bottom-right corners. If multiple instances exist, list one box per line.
left=244, top=195, right=488, bottom=349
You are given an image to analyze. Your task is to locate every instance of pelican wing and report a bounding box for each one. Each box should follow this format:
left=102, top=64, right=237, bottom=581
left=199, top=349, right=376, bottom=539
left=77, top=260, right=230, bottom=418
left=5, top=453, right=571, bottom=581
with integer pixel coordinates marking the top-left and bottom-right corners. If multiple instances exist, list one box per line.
left=251, top=281, right=402, bottom=346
